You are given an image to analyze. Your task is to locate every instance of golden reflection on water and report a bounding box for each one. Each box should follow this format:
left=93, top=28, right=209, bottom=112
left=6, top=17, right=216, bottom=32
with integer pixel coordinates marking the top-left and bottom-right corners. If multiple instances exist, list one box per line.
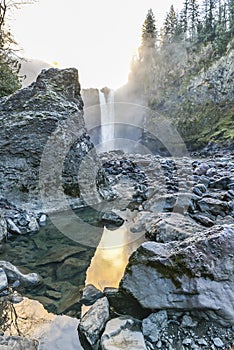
left=85, top=224, right=144, bottom=290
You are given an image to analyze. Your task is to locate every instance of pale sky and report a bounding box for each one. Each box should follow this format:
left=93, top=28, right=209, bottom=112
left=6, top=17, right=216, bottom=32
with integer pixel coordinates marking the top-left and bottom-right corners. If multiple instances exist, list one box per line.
left=11, top=0, right=187, bottom=89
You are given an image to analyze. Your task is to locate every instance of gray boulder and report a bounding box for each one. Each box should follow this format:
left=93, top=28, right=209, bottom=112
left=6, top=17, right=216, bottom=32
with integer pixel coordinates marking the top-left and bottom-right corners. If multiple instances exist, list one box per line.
left=0, top=261, right=41, bottom=287
left=101, top=316, right=147, bottom=350
left=120, top=224, right=234, bottom=326
left=78, top=297, right=109, bottom=348
left=0, top=68, right=109, bottom=211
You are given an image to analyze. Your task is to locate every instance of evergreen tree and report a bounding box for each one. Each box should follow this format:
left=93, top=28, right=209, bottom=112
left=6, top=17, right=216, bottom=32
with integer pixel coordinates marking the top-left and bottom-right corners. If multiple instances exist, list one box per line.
left=0, top=0, right=34, bottom=97
left=228, top=0, right=234, bottom=36
left=141, top=8, right=157, bottom=48
left=188, top=0, right=200, bottom=41
left=181, top=0, right=189, bottom=36
left=163, top=5, right=177, bottom=43
left=137, top=9, right=158, bottom=95
left=202, top=0, right=218, bottom=41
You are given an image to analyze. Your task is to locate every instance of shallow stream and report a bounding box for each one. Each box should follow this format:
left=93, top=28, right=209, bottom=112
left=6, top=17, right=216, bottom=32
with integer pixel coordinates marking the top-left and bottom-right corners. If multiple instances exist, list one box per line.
left=0, top=207, right=144, bottom=349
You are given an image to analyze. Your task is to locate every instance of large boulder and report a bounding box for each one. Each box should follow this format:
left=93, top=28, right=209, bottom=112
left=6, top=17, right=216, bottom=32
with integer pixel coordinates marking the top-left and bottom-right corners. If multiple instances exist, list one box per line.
left=120, top=224, right=234, bottom=326
left=0, top=68, right=108, bottom=211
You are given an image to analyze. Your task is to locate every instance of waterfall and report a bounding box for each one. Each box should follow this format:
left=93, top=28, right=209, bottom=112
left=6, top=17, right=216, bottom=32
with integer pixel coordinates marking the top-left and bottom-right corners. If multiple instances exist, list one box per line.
left=99, top=89, right=115, bottom=151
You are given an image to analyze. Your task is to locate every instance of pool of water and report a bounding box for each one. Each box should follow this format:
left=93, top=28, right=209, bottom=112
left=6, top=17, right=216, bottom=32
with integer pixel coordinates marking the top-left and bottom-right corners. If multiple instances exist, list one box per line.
left=0, top=207, right=144, bottom=348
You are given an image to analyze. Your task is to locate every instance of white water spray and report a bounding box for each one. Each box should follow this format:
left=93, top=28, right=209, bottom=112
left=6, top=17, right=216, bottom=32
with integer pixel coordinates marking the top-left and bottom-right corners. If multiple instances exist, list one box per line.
left=99, top=89, right=115, bottom=152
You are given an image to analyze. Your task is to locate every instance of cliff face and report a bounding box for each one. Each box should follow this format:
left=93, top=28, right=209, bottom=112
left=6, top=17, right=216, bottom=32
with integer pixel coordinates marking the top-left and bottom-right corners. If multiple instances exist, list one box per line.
left=126, top=40, right=234, bottom=153
left=0, top=68, right=108, bottom=211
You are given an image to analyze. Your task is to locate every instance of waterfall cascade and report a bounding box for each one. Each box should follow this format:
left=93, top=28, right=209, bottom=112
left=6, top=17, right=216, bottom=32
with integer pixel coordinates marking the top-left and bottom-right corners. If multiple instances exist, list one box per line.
left=99, top=89, right=115, bottom=151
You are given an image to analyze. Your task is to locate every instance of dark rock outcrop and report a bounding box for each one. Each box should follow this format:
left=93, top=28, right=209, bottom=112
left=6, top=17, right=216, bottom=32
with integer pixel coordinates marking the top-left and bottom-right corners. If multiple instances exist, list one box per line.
left=0, top=68, right=109, bottom=212
left=120, top=224, right=234, bottom=327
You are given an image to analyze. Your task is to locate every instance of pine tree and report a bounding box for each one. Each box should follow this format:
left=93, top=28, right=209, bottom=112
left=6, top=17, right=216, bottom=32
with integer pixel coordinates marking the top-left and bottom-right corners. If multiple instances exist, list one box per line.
left=181, top=0, right=189, bottom=36
left=202, top=0, right=218, bottom=41
left=141, top=8, right=157, bottom=48
left=228, top=0, right=234, bottom=36
left=188, top=0, right=200, bottom=41
left=163, top=5, right=177, bottom=43
left=0, top=0, right=21, bottom=96
left=0, top=0, right=35, bottom=97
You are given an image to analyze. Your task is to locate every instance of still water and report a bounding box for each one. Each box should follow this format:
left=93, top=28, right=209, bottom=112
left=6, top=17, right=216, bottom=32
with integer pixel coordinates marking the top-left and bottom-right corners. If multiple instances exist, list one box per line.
left=1, top=208, right=144, bottom=349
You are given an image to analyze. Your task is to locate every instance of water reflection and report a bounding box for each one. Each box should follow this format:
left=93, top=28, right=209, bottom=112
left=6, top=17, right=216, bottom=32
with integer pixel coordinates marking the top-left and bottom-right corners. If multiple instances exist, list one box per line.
left=85, top=224, right=144, bottom=290
left=1, top=298, right=83, bottom=350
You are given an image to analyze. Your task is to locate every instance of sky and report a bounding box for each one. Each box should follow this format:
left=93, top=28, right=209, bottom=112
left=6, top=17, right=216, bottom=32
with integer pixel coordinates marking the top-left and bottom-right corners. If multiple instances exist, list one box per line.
left=11, top=0, right=187, bottom=89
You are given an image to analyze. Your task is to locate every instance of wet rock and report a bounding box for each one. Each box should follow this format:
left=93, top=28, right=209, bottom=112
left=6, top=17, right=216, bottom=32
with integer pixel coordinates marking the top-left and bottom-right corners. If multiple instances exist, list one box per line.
left=120, top=224, right=234, bottom=326
left=0, top=212, right=7, bottom=243
left=0, top=261, right=41, bottom=288
left=101, top=316, right=147, bottom=350
left=56, top=257, right=88, bottom=280
left=38, top=245, right=86, bottom=265
left=0, top=336, right=38, bottom=350
left=0, top=268, right=8, bottom=292
left=6, top=217, right=22, bottom=234
left=0, top=199, right=39, bottom=236
left=142, top=311, right=168, bottom=343
left=101, top=211, right=124, bottom=226
left=78, top=297, right=109, bottom=348
left=38, top=213, right=47, bottom=226
left=80, top=284, right=104, bottom=306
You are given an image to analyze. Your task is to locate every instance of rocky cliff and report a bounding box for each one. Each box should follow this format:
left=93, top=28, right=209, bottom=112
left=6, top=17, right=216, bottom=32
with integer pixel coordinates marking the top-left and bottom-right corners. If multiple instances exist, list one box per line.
left=126, top=40, right=234, bottom=153
left=0, top=68, right=108, bottom=212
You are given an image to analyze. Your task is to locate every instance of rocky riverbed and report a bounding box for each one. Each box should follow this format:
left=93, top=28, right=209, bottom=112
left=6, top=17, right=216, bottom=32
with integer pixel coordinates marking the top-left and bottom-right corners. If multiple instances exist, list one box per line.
left=0, top=68, right=233, bottom=349
left=77, top=149, right=234, bottom=350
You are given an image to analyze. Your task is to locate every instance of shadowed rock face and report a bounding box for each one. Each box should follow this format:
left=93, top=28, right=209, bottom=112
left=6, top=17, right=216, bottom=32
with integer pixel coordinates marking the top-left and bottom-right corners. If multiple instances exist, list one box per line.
left=0, top=68, right=107, bottom=211
left=120, top=224, right=234, bottom=327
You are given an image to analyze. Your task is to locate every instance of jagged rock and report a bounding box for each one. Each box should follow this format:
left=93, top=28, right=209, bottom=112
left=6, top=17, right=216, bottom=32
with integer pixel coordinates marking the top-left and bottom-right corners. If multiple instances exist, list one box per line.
left=101, top=316, right=147, bottom=350
left=0, top=336, right=38, bottom=350
left=104, top=287, right=150, bottom=319
left=0, top=199, right=39, bottom=236
left=132, top=211, right=203, bottom=243
left=78, top=297, right=109, bottom=348
left=0, top=261, right=41, bottom=287
left=0, top=68, right=109, bottom=211
left=0, top=212, right=7, bottom=243
left=120, top=224, right=234, bottom=326
left=80, top=284, right=104, bottom=306
left=101, top=211, right=124, bottom=226
left=142, top=311, right=168, bottom=343
left=197, top=197, right=231, bottom=217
